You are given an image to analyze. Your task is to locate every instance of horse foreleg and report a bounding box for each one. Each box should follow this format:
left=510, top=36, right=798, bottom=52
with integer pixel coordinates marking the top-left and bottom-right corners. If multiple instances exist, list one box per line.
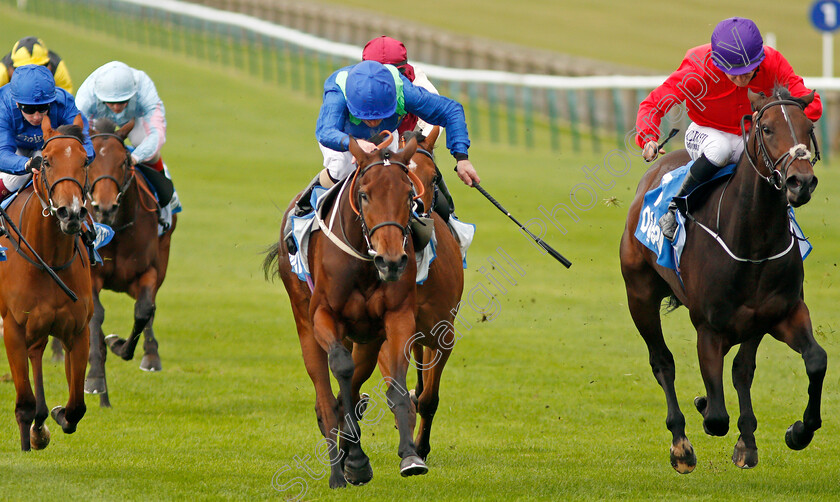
left=383, top=309, right=427, bottom=477
left=3, top=319, right=36, bottom=451
left=729, top=335, right=762, bottom=468
left=106, top=275, right=156, bottom=361
left=52, top=327, right=89, bottom=434
left=28, top=337, right=51, bottom=450
left=770, top=301, right=826, bottom=451
left=414, top=346, right=451, bottom=461
left=85, top=289, right=111, bottom=407
left=140, top=313, right=162, bottom=372
left=695, top=327, right=731, bottom=437
left=312, top=308, right=370, bottom=488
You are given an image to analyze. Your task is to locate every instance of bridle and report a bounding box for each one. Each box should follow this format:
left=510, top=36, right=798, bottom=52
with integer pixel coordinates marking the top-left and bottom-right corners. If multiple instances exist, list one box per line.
left=35, top=134, right=89, bottom=217
left=740, top=94, right=820, bottom=190
left=348, top=151, right=424, bottom=257
left=89, top=132, right=134, bottom=207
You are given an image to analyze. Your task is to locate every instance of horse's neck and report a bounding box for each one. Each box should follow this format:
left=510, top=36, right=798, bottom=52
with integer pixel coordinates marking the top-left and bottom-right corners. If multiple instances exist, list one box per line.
left=721, top=156, right=790, bottom=252
left=19, top=192, right=77, bottom=264
left=337, top=182, right=366, bottom=248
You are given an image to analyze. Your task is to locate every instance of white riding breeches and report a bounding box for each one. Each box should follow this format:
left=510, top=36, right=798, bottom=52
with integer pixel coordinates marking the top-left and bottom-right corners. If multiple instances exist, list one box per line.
left=320, top=130, right=399, bottom=182
left=684, top=122, right=744, bottom=167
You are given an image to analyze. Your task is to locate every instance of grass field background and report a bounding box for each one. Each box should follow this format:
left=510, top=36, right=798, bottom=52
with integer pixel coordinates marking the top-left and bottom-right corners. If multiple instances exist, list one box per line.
left=0, top=3, right=839, bottom=500
left=317, top=0, right=837, bottom=76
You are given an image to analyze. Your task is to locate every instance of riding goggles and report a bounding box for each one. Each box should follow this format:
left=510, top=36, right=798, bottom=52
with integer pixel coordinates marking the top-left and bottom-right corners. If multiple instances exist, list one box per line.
left=18, top=103, right=50, bottom=114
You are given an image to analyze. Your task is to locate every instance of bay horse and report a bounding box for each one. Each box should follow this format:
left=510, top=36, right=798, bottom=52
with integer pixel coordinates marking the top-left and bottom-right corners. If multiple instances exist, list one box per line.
left=619, top=87, right=825, bottom=472
left=82, top=118, right=176, bottom=408
left=351, top=127, right=464, bottom=464
left=0, top=115, right=93, bottom=450
left=265, top=134, right=459, bottom=488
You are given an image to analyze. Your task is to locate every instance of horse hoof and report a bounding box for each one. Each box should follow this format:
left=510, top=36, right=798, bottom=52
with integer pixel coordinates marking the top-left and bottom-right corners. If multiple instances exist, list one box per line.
left=84, top=377, right=107, bottom=394
left=669, top=438, right=696, bottom=474
left=140, top=354, right=162, bottom=372
left=693, top=396, right=707, bottom=414
left=99, top=393, right=112, bottom=409
left=30, top=424, right=50, bottom=450
left=50, top=406, right=77, bottom=434
left=399, top=455, right=428, bottom=477
left=344, top=458, right=373, bottom=486
left=785, top=421, right=814, bottom=451
left=328, top=473, right=347, bottom=489
left=732, top=437, right=758, bottom=469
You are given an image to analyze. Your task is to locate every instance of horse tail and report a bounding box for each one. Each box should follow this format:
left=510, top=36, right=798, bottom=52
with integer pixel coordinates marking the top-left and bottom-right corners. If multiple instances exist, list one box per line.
left=663, top=294, right=683, bottom=313
left=262, top=241, right=280, bottom=281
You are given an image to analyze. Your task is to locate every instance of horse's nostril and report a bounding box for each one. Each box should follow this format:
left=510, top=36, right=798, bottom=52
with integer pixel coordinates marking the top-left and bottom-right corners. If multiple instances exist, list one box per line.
left=399, top=254, right=408, bottom=269
left=56, top=207, right=69, bottom=220
left=80, top=207, right=88, bottom=220
left=374, top=256, right=385, bottom=269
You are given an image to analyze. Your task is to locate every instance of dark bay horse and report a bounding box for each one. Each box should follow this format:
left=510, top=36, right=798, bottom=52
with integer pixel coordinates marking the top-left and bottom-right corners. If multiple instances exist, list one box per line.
left=82, top=118, right=176, bottom=408
left=619, top=88, right=825, bottom=472
left=266, top=135, right=451, bottom=488
left=0, top=115, right=93, bottom=450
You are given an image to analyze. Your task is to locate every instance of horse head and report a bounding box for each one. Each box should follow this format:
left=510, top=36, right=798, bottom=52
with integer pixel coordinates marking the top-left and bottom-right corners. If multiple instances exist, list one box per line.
left=747, top=87, right=819, bottom=207
left=88, top=118, right=135, bottom=225
left=402, top=126, right=440, bottom=212
left=348, top=135, right=419, bottom=281
left=38, top=114, right=89, bottom=234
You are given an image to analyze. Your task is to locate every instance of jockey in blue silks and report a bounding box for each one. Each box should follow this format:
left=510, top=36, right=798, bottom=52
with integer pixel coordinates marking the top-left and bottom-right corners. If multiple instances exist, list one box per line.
left=284, top=60, right=480, bottom=250
left=0, top=64, right=93, bottom=199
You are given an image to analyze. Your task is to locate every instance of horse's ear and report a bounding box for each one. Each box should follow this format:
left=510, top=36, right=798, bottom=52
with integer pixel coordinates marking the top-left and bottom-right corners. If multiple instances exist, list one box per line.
left=41, top=114, right=54, bottom=138
left=422, top=126, right=440, bottom=150
left=348, top=136, right=366, bottom=164
left=748, top=89, right=766, bottom=111
left=798, top=90, right=815, bottom=107
left=401, top=135, right=418, bottom=161
left=118, top=119, right=135, bottom=141
left=73, top=113, right=84, bottom=129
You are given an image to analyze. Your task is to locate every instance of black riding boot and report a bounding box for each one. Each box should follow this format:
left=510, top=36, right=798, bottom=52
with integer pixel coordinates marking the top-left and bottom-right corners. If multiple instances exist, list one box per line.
left=658, top=154, right=720, bottom=241
left=284, top=175, right=321, bottom=254
left=432, top=168, right=455, bottom=221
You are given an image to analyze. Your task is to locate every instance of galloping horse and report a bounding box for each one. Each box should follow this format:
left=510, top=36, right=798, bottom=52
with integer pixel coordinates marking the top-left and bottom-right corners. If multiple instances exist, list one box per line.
left=0, top=115, right=93, bottom=450
left=620, top=87, right=825, bottom=472
left=266, top=135, right=451, bottom=488
left=351, top=127, right=464, bottom=463
left=82, top=118, right=176, bottom=408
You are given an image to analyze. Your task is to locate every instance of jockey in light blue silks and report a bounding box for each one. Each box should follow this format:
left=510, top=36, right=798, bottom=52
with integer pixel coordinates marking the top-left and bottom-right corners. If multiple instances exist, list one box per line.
left=0, top=64, right=94, bottom=199
left=283, top=60, right=480, bottom=251
left=75, top=61, right=181, bottom=220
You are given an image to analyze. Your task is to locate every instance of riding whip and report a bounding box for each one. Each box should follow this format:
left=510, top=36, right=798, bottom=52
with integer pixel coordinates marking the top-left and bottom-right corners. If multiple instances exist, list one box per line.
left=472, top=182, right=572, bottom=268
left=645, top=128, right=680, bottom=162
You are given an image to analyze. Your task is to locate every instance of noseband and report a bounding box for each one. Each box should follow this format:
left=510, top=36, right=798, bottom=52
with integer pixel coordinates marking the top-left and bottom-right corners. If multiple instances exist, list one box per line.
left=37, top=134, right=89, bottom=216
left=741, top=96, right=820, bottom=190
left=89, top=133, right=134, bottom=206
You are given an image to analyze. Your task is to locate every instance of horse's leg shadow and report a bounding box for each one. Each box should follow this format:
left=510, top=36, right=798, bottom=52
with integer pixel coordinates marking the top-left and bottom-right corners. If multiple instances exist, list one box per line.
left=771, top=303, right=826, bottom=451
left=140, top=313, right=162, bottom=372
left=85, top=291, right=112, bottom=407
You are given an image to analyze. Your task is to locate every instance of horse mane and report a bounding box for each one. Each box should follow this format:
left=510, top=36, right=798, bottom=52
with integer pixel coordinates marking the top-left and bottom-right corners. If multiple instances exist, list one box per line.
left=773, top=84, right=808, bottom=109
left=56, top=124, right=85, bottom=142
left=92, top=117, right=119, bottom=134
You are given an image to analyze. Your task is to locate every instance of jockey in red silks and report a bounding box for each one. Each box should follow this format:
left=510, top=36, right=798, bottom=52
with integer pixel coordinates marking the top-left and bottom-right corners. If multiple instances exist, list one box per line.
left=362, top=36, right=440, bottom=137
left=635, top=17, right=821, bottom=241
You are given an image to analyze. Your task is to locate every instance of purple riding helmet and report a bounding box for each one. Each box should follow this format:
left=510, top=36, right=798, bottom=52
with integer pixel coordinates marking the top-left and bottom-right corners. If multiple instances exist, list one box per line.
left=711, top=17, right=765, bottom=75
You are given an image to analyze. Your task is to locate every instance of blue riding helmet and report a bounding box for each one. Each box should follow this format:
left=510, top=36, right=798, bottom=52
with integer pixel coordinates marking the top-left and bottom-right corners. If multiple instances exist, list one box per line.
left=345, top=60, right=397, bottom=120
left=10, top=64, right=56, bottom=105
left=711, top=17, right=765, bottom=75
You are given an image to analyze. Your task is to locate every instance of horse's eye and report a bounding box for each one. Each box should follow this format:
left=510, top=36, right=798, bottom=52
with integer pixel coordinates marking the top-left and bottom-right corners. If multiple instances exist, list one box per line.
left=359, top=192, right=368, bottom=202
left=762, top=126, right=772, bottom=135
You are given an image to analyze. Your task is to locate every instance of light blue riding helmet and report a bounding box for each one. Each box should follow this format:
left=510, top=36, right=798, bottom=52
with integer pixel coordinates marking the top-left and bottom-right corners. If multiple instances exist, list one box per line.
left=345, top=60, right=397, bottom=120
left=10, top=64, right=56, bottom=105
left=94, top=61, right=137, bottom=102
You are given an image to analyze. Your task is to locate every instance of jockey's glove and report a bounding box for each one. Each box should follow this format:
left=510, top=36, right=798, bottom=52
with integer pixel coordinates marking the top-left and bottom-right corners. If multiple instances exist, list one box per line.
left=25, top=155, right=42, bottom=173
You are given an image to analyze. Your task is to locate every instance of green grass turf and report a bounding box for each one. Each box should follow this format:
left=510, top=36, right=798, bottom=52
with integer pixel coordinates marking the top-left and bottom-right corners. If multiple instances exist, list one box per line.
left=0, top=3, right=840, bottom=500
left=316, top=0, right=836, bottom=75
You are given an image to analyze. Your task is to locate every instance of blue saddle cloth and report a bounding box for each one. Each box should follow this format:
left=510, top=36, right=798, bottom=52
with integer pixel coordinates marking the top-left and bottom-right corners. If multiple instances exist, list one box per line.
left=633, top=161, right=811, bottom=271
